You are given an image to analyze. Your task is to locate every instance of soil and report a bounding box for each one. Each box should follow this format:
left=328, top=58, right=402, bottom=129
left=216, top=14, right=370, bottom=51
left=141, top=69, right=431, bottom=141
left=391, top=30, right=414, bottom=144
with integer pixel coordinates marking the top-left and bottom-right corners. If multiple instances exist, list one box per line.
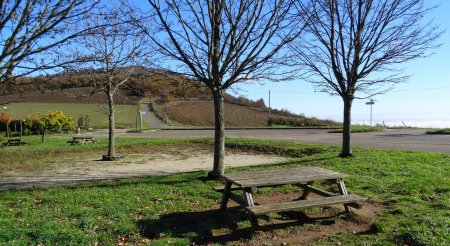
left=157, top=190, right=385, bottom=246
left=0, top=149, right=287, bottom=191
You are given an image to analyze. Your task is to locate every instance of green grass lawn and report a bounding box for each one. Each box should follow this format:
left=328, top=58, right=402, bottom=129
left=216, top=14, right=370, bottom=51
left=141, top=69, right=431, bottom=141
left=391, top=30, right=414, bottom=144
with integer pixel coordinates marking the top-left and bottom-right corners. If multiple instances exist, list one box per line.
left=3, top=102, right=142, bottom=129
left=0, top=137, right=449, bottom=245
left=426, top=128, right=450, bottom=135
left=328, top=126, right=385, bottom=133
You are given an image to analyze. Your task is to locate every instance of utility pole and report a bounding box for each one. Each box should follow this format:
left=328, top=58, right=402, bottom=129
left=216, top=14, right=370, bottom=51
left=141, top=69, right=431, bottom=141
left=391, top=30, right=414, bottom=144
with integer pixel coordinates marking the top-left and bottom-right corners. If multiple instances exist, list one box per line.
left=165, top=99, right=169, bottom=124
left=365, top=99, right=375, bottom=126
left=268, top=90, right=271, bottom=122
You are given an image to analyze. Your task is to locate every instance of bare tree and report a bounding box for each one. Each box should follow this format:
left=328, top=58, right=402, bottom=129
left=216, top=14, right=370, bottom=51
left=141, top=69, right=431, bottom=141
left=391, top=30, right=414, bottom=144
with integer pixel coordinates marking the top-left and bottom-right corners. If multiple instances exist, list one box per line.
left=68, top=1, right=151, bottom=160
left=291, top=0, right=442, bottom=157
left=0, top=0, right=98, bottom=84
left=142, top=0, right=304, bottom=177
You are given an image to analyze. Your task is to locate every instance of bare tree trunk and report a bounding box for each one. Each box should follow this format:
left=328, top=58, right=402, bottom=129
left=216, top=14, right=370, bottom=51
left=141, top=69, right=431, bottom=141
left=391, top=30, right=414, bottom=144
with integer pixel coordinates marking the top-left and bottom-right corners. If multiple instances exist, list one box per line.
left=106, top=91, right=116, bottom=159
left=340, top=98, right=353, bottom=157
left=209, top=89, right=225, bottom=178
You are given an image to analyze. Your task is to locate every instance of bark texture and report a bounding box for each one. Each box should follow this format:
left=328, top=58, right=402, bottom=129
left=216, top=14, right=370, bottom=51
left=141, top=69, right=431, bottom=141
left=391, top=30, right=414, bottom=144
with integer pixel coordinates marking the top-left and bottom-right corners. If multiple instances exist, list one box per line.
left=209, top=89, right=225, bottom=177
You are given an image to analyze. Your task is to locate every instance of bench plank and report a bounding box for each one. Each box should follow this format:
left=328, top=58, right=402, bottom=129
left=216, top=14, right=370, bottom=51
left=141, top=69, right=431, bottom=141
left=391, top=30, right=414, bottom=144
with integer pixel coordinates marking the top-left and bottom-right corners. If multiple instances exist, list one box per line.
left=247, top=194, right=366, bottom=215
left=223, top=167, right=347, bottom=188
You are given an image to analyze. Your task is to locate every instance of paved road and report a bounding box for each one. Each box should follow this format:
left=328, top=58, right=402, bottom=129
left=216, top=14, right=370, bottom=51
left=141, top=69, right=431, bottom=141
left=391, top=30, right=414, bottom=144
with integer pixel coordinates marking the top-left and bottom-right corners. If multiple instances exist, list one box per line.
left=140, top=103, right=170, bottom=129
left=117, top=128, right=450, bottom=154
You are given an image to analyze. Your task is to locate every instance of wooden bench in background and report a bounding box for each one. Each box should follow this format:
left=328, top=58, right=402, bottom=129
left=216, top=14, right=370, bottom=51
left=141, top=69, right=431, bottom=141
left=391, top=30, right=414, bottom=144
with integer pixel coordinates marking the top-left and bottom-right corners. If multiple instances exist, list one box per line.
left=1, top=138, right=27, bottom=146
left=69, top=136, right=98, bottom=145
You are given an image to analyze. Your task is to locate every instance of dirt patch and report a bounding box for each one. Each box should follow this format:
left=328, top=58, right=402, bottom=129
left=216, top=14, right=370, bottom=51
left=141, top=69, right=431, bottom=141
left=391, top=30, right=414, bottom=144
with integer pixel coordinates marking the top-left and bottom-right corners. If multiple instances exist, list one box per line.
left=145, top=190, right=384, bottom=245
left=0, top=149, right=287, bottom=191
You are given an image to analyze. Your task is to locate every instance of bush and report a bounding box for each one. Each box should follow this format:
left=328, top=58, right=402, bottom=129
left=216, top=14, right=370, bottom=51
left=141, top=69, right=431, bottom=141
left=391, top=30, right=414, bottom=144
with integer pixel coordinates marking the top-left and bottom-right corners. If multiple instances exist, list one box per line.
left=23, top=111, right=76, bottom=135
left=268, top=116, right=338, bottom=127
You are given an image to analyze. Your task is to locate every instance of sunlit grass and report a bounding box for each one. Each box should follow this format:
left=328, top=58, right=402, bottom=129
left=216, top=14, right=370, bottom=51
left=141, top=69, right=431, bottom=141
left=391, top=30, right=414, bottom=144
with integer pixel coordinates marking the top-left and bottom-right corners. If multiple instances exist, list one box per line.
left=0, top=137, right=449, bottom=245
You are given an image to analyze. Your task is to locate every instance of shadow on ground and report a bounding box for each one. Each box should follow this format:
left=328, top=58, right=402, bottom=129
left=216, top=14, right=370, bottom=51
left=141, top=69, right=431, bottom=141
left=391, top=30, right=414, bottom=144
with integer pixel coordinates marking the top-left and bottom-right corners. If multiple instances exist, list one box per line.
left=136, top=207, right=348, bottom=245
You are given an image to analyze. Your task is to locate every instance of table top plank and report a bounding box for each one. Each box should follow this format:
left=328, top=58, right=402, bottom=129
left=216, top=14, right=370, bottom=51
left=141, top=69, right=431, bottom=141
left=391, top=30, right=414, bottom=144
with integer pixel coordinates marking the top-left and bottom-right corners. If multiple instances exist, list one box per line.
left=222, top=167, right=346, bottom=188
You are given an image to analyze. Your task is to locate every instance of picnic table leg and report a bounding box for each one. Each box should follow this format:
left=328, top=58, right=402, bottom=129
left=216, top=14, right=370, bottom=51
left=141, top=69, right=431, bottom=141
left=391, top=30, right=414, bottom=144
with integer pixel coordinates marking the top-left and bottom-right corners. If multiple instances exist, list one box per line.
left=337, top=179, right=352, bottom=213
left=299, top=181, right=314, bottom=200
left=243, top=187, right=258, bottom=230
left=220, top=181, right=232, bottom=211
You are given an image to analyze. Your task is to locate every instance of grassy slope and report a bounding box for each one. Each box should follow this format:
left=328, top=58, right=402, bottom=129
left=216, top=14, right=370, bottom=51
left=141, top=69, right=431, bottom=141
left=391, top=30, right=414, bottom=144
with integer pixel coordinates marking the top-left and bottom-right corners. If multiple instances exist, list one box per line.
left=4, top=102, right=140, bottom=129
left=0, top=137, right=449, bottom=245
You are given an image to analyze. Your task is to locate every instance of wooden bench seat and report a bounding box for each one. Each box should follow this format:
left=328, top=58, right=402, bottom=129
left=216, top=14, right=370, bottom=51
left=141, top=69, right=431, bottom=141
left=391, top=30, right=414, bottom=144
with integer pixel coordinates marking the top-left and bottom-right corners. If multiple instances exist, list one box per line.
left=247, top=194, right=366, bottom=215
left=70, top=136, right=98, bottom=145
left=1, top=138, right=27, bottom=146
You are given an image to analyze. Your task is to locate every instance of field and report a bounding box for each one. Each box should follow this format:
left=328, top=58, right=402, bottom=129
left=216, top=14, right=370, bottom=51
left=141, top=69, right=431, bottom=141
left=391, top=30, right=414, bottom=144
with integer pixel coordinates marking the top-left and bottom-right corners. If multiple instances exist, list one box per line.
left=0, top=137, right=448, bottom=245
left=3, top=102, right=141, bottom=129
left=155, top=101, right=273, bottom=127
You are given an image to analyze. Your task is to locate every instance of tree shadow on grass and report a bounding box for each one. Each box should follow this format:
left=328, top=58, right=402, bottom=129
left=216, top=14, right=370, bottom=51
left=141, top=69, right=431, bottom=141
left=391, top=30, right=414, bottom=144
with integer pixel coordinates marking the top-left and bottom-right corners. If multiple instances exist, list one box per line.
left=136, top=208, right=253, bottom=245
left=136, top=207, right=342, bottom=245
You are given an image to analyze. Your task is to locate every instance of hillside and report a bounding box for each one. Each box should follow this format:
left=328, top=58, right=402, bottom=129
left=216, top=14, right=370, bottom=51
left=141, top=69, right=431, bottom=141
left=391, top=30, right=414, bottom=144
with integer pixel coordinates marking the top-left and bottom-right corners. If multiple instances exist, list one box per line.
left=0, top=68, right=339, bottom=128
left=0, top=87, right=139, bottom=105
left=153, top=100, right=338, bottom=127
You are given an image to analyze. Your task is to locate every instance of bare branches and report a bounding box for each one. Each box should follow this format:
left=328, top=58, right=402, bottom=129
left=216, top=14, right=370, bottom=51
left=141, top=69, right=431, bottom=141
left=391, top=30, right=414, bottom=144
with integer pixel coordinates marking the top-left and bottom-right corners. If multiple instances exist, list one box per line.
left=291, top=0, right=442, bottom=157
left=0, top=0, right=99, bottom=84
left=65, top=1, right=153, bottom=96
left=292, top=0, right=442, bottom=98
left=144, top=0, right=304, bottom=90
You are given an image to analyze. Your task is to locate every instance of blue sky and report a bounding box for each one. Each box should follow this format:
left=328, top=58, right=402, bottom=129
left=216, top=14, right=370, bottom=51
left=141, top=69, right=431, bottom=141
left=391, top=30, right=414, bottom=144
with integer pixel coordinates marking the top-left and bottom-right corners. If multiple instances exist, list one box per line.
left=231, top=0, right=450, bottom=128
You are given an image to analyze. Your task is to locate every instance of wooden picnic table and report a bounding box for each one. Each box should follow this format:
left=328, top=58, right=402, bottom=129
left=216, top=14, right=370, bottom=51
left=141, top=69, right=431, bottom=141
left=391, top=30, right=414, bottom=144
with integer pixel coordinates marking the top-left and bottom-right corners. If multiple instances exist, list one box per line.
left=218, top=167, right=365, bottom=229
left=1, top=138, right=27, bottom=146
left=69, top=136, right=98, bottom=145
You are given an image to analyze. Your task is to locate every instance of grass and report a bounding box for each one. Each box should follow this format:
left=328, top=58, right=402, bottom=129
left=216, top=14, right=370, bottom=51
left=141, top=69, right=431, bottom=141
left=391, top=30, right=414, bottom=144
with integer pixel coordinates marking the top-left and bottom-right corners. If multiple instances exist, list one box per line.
left=0, top=137, right=449, bottom=245
left=3, top=102, right=143, bottom=129
left=426, top=128, right=450, bottom=135
left=328, top=126, right=385, bottom=133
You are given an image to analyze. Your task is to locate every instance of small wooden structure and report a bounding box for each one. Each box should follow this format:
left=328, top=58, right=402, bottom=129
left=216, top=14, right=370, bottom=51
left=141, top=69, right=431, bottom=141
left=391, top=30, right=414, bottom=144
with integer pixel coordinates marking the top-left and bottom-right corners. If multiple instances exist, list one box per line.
left=217, top=167, right=365, bottom=230
left=1, top=138, right=27, bottom=146
left=69, top=136, right=98, bottom=145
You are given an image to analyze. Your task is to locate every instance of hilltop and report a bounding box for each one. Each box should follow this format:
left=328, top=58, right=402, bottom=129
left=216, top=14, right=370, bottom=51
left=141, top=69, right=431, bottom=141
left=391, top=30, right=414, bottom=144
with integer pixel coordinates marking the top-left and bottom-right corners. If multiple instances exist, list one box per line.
left=0, top=68, right=339, bottom=127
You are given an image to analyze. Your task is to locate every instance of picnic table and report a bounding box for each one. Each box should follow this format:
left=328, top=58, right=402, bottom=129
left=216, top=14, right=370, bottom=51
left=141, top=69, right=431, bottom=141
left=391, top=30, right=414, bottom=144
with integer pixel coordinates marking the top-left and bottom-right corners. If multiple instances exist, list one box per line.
left=69, top=136, right=98, bottom=145
left=218, top=167, right=365, bottom=229
left=1, top=138, right=27, bottom=146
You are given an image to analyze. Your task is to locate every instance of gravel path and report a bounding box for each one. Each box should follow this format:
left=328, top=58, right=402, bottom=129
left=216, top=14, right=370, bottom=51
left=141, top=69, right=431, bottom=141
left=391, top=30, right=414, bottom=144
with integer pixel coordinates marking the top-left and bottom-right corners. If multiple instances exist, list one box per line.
left=0, top=151, right=287, bottom=191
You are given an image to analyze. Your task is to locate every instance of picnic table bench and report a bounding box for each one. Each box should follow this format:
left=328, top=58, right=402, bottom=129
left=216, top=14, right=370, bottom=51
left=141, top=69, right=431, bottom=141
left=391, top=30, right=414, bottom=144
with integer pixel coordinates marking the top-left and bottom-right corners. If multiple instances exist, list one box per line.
left=1, top=138, right=27, bottom=146
left=217, top=167, right=365, bottom=230
left=69, top=136, right=98, bottom=145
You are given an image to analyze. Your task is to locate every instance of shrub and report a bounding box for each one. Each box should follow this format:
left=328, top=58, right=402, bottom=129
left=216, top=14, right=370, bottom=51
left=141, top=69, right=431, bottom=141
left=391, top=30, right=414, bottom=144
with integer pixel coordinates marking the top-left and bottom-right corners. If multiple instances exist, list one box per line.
left=23, top=111, right=76, bottom=135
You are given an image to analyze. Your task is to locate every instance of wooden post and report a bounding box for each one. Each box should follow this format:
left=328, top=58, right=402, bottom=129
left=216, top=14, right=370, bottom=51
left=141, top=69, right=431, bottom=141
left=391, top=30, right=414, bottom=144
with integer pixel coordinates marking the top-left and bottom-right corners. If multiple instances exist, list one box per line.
left=337, top=179, right=351, bottom=213
left=299, top=181, right=314, bottom=200
left=220, top=181, right=232, bottom=211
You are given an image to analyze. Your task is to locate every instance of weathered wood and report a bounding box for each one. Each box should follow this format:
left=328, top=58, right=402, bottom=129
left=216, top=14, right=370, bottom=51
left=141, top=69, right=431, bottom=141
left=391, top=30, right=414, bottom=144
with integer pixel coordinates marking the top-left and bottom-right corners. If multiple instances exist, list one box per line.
left=70, top=136, right=98, bottom=145
left=296, top=184, right=361, bottom=208
left=213, top=185, right=241, bottom=192
left=247, top=194, right=366, bottom=215
left=2, top=138, right=27, bottom=146
left=220, top=181, right=232, bottom=211
left=298, top=184, right=337, bottom=197
left=299, top=181, right=314, bottom=199
left=223, top=167, right=347, bottom=188
left=243, top=188, right=255, bottom=207
left=337, top=179, right=351, bottom=213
